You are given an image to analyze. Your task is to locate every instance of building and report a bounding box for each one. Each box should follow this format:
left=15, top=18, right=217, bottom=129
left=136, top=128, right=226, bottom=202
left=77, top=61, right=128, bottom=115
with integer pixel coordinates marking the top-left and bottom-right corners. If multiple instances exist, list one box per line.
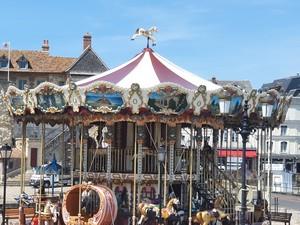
left=0, top=33, right=107, bottom=89
left=0, top=33, right=108, bottom=178
left=261, top=75, right=300, bottom=189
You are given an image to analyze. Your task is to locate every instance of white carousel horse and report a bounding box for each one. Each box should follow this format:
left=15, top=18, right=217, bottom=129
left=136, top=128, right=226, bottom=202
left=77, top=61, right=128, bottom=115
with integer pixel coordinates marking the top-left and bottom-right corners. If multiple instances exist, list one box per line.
left=137, top=197, right=180, bottom=225
left=131, top=26, right=158, bottom=46
left=43, top=201, right=59, bottom=225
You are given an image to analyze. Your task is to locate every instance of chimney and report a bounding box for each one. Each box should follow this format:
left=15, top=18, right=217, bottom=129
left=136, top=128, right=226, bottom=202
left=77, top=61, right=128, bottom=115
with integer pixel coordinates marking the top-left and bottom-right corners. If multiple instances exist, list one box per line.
left=42, top=40, right=49, bottom=53
left=83, top=32, right=92, bottom=50
left=211, top=77, right=217, bottom=84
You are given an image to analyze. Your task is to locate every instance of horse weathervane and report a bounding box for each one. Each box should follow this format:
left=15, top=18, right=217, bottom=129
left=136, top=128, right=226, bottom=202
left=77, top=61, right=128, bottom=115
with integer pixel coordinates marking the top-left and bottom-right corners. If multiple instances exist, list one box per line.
left=131, top=26, right=158, bottom=48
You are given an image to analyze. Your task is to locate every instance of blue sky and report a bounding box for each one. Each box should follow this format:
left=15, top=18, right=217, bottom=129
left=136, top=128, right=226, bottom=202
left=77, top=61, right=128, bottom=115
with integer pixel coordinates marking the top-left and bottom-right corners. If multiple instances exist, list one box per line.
left=1, top=0, right=300, bottom=88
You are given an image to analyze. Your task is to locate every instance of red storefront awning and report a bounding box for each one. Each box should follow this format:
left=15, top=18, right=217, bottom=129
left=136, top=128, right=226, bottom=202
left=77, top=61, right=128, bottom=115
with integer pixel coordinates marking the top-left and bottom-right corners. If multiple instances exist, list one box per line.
left=218, top=149, right=257, bottom=158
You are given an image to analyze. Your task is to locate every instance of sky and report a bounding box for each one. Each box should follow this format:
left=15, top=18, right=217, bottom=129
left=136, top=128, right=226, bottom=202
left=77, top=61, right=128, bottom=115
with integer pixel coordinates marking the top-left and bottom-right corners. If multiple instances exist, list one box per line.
left=1, top=0, right=300, bottom=88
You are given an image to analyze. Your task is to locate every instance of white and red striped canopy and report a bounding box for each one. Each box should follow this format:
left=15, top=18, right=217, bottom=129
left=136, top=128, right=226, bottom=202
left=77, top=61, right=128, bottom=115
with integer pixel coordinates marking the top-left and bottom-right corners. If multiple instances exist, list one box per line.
left=77, top=48, right=221, bottom=90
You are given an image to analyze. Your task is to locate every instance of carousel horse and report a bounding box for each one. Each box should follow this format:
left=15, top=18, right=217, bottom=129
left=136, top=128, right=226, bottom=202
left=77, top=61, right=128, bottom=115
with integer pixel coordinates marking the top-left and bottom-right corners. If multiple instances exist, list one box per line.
left=193, top=208, right=231, bottom=225
left=42, top=200, right=60, bottom=225
left=137, top=197, right=181, bottom=225
left=131, top=26, right=158, bottom=46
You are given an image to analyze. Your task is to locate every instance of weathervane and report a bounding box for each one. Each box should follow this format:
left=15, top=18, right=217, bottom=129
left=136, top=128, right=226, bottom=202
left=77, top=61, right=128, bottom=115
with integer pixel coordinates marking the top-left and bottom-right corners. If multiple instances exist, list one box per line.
left=131, top=26, right=158, bottom=48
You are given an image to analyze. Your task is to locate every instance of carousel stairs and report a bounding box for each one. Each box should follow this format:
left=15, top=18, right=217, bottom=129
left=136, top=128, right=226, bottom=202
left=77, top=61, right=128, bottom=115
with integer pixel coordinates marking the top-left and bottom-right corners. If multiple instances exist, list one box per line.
left=197, top=153, right=238, bottom=214
left=44, top=127, right=70, bottom=163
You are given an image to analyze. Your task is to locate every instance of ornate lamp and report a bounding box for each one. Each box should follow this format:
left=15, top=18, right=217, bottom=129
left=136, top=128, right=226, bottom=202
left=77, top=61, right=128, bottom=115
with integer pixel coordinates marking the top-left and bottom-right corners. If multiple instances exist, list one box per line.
left=261, top=103, right=274, bottom=118
left=157, top=146, right=165, bottom=225
left=0, top=143, right=12, bottom=225
left=219, top=97, right=231, bottom=114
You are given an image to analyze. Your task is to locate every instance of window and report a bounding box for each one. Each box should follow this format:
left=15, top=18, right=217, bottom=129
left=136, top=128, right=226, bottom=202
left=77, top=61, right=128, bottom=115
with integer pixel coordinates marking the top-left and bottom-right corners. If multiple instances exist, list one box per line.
left=17, top=55, right=28, bottom=69
left=37, top=80, right=45, bottom=85
left=58, top=81, right=65, bottom=86
left=280, top=125, right=287, bottom=136
left=18, top=80, right=27, bottom=90
left=0, top=55, right=8, bottom=68
left=280, top=141, right=287, bottom=153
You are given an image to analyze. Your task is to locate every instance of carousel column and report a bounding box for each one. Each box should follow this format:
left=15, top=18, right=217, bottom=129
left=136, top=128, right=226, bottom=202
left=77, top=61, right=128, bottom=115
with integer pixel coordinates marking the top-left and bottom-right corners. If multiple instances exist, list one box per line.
left=83, top=127, right=88, bottom=181
left=167, top=124, right=176, bottom=184
left=188, top=125, right=194, bottom=225
left=137, top=124, right=145, bottom=204
left=19, top=120, right=27, bottom=225
left=105, top=124, right=113, bottom=187
left=212, top=129, right=219, bottom=195
left=70, top=125, right=75, bottom=185
left=195, top=127, right=203, bottom=184
left=38, top=122, right=46, bottom=225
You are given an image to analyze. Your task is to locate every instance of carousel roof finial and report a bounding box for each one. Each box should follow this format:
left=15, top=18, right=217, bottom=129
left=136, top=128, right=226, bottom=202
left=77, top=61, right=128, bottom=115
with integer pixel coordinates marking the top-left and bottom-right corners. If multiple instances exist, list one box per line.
left=131, top=26, right=158, bottom=48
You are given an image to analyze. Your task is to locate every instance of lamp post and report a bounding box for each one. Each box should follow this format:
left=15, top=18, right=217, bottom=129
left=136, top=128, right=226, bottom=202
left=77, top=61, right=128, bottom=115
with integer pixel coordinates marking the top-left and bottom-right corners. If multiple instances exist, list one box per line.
left=157, top=146, right=165, bottom=225
left=0, top=144, right=12, bottom=225
left=239, top=101, right=251, bottom=225
left=261, top=102, right=274, bottom=222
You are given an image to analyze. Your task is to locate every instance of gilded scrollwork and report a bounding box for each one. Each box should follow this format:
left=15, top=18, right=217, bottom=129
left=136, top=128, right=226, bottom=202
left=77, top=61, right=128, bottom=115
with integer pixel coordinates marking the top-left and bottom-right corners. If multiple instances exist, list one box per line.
left=64, top=77, right=83, bottom=112
left=247, top=89, right=257, bottom=113
left=127, top=83, right=143, bottom=114
left=276, top=95, right=292, bottom=124
left=192, top=85, right=207, bottom=115
left=6, top=86, right=25, bottom=115
left=23, top=84, right=36, bottom=114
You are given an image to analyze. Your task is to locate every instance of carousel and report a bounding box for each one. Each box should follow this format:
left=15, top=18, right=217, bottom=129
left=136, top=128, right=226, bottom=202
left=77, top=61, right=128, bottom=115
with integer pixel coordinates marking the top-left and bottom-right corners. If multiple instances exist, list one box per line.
left=2, top=28, right=291, bottom=225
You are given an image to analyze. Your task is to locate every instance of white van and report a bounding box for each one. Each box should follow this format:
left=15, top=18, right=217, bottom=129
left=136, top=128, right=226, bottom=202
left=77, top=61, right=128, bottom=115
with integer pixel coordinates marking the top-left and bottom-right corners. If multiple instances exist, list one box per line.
left=30, top=164, right=69, bottom=187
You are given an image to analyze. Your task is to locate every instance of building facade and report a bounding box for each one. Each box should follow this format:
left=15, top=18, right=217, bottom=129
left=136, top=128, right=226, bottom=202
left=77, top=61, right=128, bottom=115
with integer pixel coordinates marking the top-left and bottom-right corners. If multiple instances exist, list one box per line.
left=261, top=75, right=300, bottom=190
left=0, top=33, right=108, bottom=177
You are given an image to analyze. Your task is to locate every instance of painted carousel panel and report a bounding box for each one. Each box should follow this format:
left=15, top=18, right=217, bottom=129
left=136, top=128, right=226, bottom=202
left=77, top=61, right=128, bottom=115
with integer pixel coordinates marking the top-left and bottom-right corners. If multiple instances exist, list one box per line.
left=10, top=95, right=25, bottom=113
left=36, top=92, right=66, bottom=113
left=85, top=91, right=124, bottom=112
left=148, top=91, right=188, bottom=114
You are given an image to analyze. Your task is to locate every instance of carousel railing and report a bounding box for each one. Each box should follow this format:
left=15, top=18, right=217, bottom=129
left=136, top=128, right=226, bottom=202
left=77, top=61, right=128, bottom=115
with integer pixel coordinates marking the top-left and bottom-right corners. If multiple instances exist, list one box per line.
left=88, top=146, right=199, bottom=174
left=45, top=127, right=70, bottom=159
left=199, top=151, right=238, bottom=216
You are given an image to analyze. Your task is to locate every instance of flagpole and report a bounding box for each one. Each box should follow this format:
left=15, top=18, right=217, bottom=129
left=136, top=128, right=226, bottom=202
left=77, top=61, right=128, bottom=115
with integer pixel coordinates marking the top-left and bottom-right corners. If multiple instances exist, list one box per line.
left=7, top=41, right=10, bottom=82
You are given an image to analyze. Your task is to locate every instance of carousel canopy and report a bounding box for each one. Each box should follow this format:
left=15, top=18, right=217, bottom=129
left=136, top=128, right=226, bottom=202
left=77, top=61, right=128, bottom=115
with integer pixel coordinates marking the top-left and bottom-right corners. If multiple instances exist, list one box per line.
left=76, top=48, right=221, bottom=90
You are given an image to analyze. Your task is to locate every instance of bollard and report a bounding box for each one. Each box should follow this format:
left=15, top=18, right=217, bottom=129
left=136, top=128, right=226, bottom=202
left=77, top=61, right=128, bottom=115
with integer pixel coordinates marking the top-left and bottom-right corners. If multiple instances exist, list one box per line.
left=19, top=206, right=25, bottom=225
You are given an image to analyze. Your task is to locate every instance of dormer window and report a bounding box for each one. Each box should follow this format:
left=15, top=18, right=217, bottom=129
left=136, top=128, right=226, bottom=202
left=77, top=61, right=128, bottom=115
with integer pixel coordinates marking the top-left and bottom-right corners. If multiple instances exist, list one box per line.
left=0, top=55, right=9, bottom=68
left=17, top=55, right=29, bottom=69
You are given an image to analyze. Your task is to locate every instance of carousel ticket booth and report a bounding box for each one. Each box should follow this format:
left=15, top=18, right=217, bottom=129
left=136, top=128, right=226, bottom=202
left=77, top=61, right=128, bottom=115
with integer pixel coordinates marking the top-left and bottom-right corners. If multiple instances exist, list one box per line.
left=2, top=45, right=291, bottom=225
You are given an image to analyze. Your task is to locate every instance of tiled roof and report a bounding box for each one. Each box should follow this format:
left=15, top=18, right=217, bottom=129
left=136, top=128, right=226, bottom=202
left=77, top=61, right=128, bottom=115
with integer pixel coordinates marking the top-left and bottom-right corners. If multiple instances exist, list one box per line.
left=213, top=79, right=253, bottom=92
left=0, top=50, right=76, bottom=73
left=261, top=75, right=300, bottom=93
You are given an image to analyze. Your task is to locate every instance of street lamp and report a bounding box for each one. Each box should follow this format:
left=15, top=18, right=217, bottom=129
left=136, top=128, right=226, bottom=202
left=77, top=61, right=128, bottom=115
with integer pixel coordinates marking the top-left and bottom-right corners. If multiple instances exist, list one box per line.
left=0, top=144, right=12, bottom=225
left=239, top=101, right=252, bottom=225
left=157, top=146, right=165, bottom=225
